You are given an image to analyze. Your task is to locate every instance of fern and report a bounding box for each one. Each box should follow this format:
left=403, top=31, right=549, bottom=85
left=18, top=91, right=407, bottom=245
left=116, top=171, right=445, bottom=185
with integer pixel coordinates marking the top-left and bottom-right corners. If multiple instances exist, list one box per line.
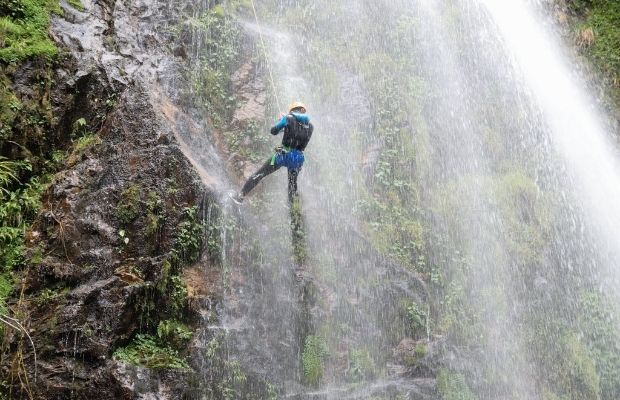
left=0, top=156, right=20, bottom=195
left=113, top=334, right=190, bottom=369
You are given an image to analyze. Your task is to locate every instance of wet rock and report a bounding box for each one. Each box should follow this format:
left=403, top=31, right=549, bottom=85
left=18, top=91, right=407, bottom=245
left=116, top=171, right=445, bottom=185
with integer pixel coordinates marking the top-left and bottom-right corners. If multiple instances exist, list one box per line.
left=2, top=0, right=222, bottom=394
left=392, top=336, right=445, bottom=379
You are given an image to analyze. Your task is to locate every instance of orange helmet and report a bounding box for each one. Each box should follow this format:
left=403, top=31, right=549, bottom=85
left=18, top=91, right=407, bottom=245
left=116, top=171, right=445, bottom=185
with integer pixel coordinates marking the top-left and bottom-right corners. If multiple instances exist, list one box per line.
left=288, top=101, right=307, bottom=113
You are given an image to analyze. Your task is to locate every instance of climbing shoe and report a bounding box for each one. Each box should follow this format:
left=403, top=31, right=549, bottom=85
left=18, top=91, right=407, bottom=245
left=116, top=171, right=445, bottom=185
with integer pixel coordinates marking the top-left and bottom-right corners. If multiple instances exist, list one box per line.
left=228, top=192, right=244, bottom=205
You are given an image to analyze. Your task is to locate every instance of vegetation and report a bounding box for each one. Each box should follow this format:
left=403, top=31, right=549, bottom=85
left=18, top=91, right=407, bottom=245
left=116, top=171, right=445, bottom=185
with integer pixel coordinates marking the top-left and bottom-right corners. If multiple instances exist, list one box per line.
left=189, top=7, right=241, bottom=125
left=0, top=0, right=64, bottom=341
left=113, top=334, right=190, bottom=369
left=568, top=0, right=620, bottom=114
left=0, top=0, right=61, bottom=63
left=0, top=166, right=48, bottom=317
left=173, top=205, right=205, bottom=263
left=302, top=335, right=328, bottom=385
left=116, top=184, right=141, bottom=224
left=156, top=319, right=193, bottom=349
left=576, top=291, right=620, bottom=399
left=146, top=191, right=165, bottom=241
left=347, top=348, right=376, bottom=382
left=66, top=0, right=84, bottom=12
left=437, top=370, right=477, bottom=400
left=407, top=301, right=428, bottom=336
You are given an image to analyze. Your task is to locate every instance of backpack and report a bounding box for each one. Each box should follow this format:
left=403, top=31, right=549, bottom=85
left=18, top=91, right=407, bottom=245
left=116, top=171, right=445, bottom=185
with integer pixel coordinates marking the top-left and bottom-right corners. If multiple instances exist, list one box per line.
left=283, top=114, right=312, bottom=150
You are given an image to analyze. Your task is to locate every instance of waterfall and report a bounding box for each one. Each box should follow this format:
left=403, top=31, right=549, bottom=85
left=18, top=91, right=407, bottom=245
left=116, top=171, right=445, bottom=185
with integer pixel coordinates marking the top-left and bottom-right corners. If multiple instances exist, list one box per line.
left=181, top=0, right=620, bottom=398
left=480, top=0, right=620, bottom=294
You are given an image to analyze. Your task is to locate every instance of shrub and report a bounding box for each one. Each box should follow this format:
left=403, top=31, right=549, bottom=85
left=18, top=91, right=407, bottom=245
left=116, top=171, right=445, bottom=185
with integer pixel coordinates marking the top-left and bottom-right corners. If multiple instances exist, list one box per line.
left=116, top=184, right=141, bottom=224
left=302, top=335, right=328, bottom=385
left=348, top=348, right=376, bottom=382
left=113, top=334, right=190, bottom=369
left=407, top=301, right=428, bottom=335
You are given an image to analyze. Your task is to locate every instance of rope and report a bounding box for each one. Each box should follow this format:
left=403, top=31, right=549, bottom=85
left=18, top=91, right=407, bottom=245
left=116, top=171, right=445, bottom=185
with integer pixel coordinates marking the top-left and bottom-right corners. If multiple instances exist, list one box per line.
left=249, top=0, right=284, bottom=113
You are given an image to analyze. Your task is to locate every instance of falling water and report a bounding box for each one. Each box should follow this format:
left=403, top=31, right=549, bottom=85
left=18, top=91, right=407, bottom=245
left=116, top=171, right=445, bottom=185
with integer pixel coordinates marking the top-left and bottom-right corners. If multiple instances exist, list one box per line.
left=176, top=0, right=620, bottom=398
left=480, top=0, right=620, bottom=292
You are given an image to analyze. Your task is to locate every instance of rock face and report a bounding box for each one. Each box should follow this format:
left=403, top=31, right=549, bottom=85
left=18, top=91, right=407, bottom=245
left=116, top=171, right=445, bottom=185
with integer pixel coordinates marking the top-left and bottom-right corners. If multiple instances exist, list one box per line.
left=2, top=0, right=224, bottom=398
left=20, top=85, right=211, bottom=399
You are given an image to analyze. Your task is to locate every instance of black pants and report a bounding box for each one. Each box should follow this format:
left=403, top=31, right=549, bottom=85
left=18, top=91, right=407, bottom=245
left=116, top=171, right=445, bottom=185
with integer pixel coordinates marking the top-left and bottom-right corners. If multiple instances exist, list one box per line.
left=241, top=157, right=300, bottom=203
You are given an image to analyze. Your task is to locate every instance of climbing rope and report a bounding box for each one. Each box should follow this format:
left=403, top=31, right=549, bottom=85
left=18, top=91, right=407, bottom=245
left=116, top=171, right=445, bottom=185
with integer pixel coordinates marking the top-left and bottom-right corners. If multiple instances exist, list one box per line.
left=249, top=0, right=284, bottom=113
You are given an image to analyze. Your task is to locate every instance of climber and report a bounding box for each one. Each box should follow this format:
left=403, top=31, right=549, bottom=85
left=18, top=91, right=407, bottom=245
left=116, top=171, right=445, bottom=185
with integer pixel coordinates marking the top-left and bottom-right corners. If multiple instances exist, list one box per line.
left=229, top=102, right=313, bottom=205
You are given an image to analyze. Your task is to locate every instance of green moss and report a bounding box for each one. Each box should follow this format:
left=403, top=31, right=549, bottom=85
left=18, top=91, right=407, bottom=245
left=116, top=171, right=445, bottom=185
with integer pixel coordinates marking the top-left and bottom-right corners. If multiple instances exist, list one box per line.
left=348, top=348, right=376, bottom=382
left=414, top=342, right=428, bottom=358
left=577, top=291, right=620, bottom=399
left=302, top=335, right=328, bottom=386
left=567, top=0, right=620, bottom=114
left=0, top=0, right=61, bottom=63
left=541, top=390, right=569, bottom=400
left=156, top=319, right=193, bottom=349
left=491, top=171, right=552, bottom=267
left=437, top=370, right=477, bottom=400
left=116, top=184, right=141, bottom=224
left=580, top=2, right=620, bottom=80
left=72, top=133, right=101, bottom=153
left=113, top=333, right=190, bottom=369
left=146, top=191, right=164, bottom=238
left=189, top=8, right=241, bottom=126
left=554, top=334, right=601, bottom=400
left=66, top=0, right=84, bottom=12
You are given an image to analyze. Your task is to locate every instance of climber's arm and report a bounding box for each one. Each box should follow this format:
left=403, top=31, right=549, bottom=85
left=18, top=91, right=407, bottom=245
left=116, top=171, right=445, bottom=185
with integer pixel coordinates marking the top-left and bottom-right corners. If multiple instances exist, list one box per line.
left=270, top=115, right=288, bottom=135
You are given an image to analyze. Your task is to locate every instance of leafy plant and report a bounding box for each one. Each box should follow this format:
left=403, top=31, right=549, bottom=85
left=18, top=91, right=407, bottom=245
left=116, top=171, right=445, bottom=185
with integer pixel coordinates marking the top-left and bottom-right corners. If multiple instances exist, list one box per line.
left=116, top=184, right=141, bottom=224
left=302, top=335, right=329, bottom=385
left=156, top=319, right=193, bottom=349
left=407, top=301, right=428, bottom=335
left=71, top=117, right=87, bottom=137
left=33, top=287, right=68, bottom=306
left=72, top=133, right=101, bottom=153
left=167, top=275, right=188, bottom=314
left=0, top=174, right=47, bottom=271
left=189, top=8, right=241, bottom=125
left=348, top=348, right=376, bottom=382
left=173, top=206, right=204, bottom=263
left=0, top=156, right=20, bottom=194
left=437, top=369, right=477, bottom=400
left=113, top=334, right=190, bottom=370
left=146, top=191, right=164, bottom=239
